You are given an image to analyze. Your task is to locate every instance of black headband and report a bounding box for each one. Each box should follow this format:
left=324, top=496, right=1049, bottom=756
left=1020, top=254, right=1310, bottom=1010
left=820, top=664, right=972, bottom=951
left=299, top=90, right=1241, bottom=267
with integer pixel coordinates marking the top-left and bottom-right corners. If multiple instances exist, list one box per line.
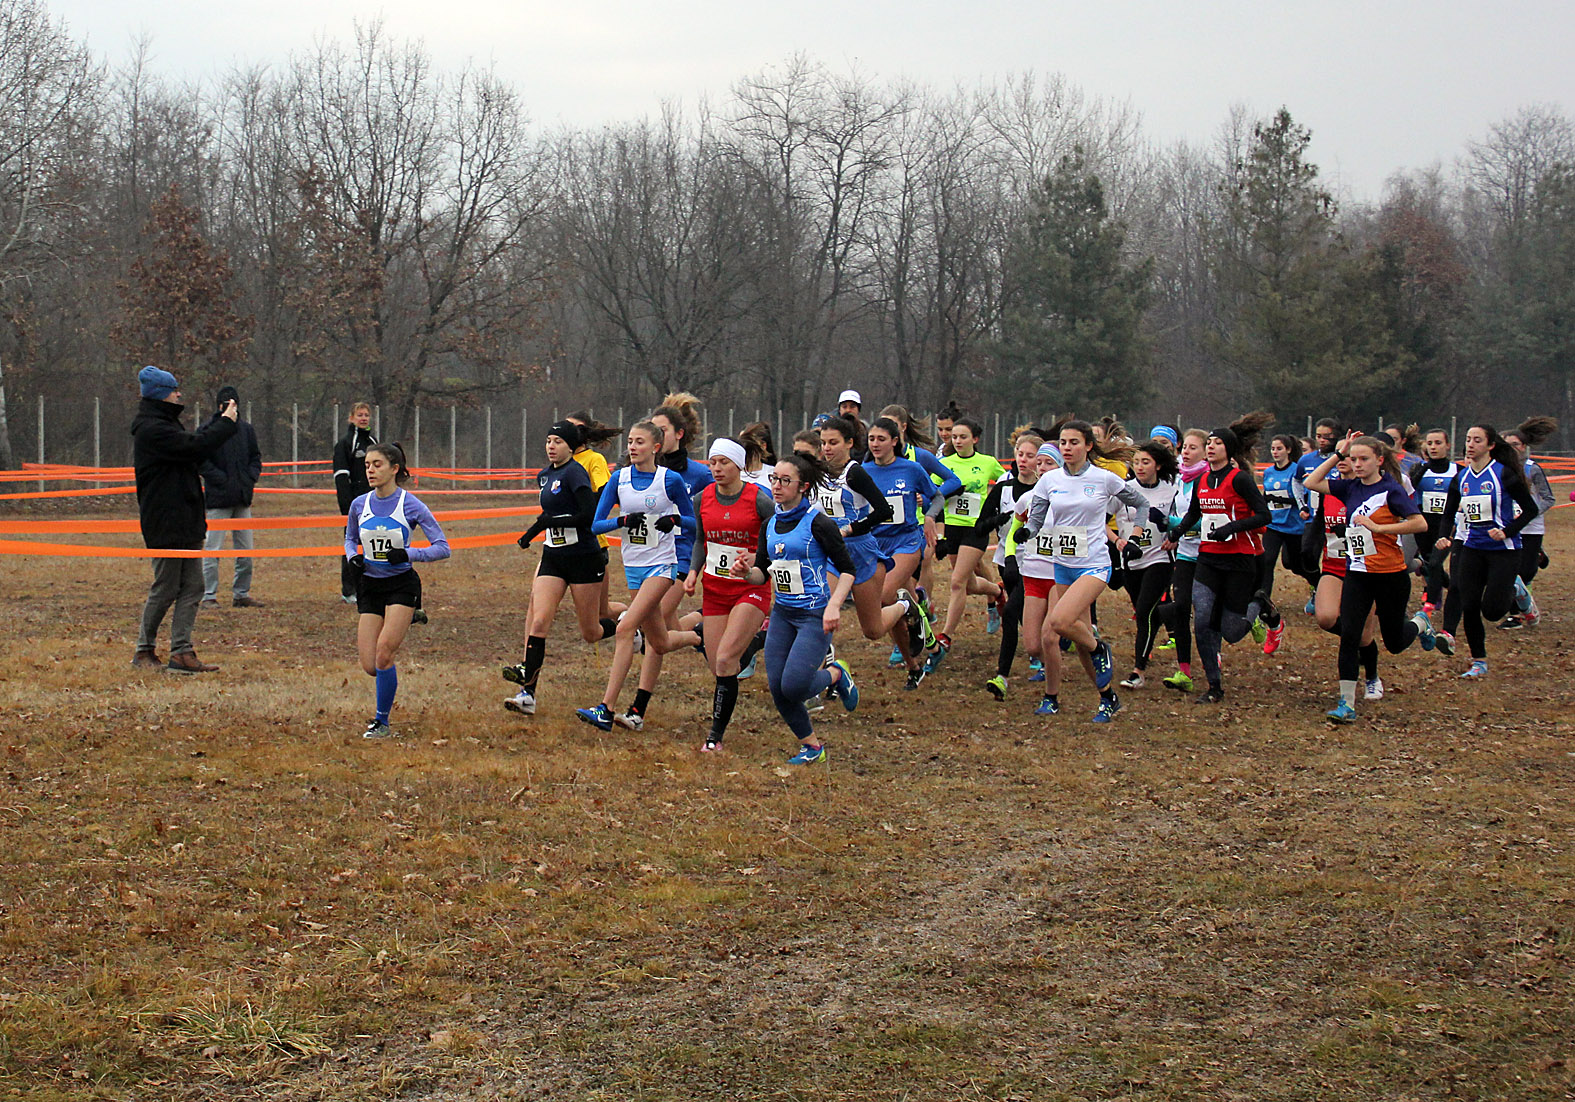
left=548, top=420, right=586, bottom=449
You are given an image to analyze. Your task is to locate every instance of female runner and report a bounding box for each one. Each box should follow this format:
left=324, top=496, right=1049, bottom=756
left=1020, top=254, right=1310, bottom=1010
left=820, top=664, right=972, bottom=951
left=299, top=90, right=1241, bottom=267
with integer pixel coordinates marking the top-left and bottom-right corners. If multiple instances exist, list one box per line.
left=877, top=404, right=956, bottom=614
left=1021, top=421, right=1148, bottom=722
left=1304, top=432, right=1435, bottom=722
left=1309, top=450, right=1384, bottom=701
left=935, top=417, right=1008, bottom=657
left=1436, top=424, right=1539, bottom=678
left=504, top=421, right=617, bottom=715
left=683, top=438, right=775, bottom=752
left=864, top=416, right=955, bottom=689
left=980, top=433, right=1043, bottom=700
left=733, top=452, right=860, bottom=764
left=344, top=443, right=451, bottom=738
left=1500, top=416, right=1557, bottom=627
left=1258, top=433, right=1312, bottom=638
left=565, top=411, right=625, bottom=622
left=1162, top=413, right=1279, bottom=704
left=1115, top=442, right=1179, bottom=689
left=1012, top=441, right=1067, bottom=714
left=1156, top=429, right=1207, bottom=692
left=1413, top=427, right=1458, bottom=616
left=738, top=421, right=777, bottom=490
left=576, top=420, right=696, bottom=730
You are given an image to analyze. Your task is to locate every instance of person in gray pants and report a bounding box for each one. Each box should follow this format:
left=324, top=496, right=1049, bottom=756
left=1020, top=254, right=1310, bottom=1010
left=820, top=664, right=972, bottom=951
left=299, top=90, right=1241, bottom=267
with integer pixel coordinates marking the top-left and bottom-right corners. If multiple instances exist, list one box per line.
left=130, top=366, right=239, bottom=673
left=200, top=384, right=264, bottom=607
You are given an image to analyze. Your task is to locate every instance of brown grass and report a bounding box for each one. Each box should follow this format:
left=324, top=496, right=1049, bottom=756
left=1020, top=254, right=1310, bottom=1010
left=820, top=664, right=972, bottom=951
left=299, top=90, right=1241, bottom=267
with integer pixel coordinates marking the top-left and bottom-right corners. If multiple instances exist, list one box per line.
left=1, top=496, right=1572, bottom=1100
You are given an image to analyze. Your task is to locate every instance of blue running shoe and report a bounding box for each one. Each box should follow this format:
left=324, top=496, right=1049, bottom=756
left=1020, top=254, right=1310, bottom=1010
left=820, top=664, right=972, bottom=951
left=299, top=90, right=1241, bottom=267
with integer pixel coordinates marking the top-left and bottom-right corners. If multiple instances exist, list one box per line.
left=1513, top=576, right=1532, bottom=613
left=986, top=604, right=1000, bottom=634
left=1033, top=694, right=1059, bottom=716
left=1092, top=641, right=1115, bottom=691
left=1092, top=694, right=1121, bottom=723
left=1460, top=659, right=1488, bottom=679
left=576, top=703, right=614, bottom=731
left=923, top=635, right=951, bottom=675
left=888, top=645, right=905, bottom=668
left=787, top=743, right=826, bottom=765
left=739, top=653, right=758, bottom=679
left=829, top=659, right=859, bottom=712
left=1326, top=700, right=1357, bottom=724
left=1411, top=608, right=1436, bottom=651
left=1028, top=657, right=1045, bottom=682
left=1304, top=594, right=1316, bottom=617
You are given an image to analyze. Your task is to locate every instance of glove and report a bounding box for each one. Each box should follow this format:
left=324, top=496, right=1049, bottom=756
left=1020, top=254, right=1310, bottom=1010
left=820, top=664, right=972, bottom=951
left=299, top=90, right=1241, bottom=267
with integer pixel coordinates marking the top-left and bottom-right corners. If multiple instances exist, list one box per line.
left=621, top=511, right=647, bottom=529
left=1148, top=507, right=1169, bottom=528
left=348, top=553, right=365, bottom=572
left=654, top=515, right=677, bottom=533
left=384, top=547, right=410, bottom=565
left=516, top=531, right=534, bottom=549
left=1121, top=541, right=1142, bottom=563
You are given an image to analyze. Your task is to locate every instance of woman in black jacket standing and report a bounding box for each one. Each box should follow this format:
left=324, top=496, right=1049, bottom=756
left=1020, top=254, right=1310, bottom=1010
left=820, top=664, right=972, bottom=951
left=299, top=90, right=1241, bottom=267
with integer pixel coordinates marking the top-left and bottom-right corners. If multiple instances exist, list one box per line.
left=334, top=403, right=377, bottom=603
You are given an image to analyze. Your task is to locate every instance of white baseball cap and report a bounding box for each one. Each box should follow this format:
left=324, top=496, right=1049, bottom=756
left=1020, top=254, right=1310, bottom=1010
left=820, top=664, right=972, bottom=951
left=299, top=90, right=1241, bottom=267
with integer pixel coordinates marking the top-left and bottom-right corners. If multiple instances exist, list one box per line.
left=838, top=389, right=862, bottom=406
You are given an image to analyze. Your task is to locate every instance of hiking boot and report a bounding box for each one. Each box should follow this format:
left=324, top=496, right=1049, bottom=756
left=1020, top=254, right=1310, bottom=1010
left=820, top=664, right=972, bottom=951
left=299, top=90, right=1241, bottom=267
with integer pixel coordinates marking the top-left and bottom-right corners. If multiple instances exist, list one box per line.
left=131, top=649, right=163, bottom=670
left=167, top=652, right=218, bottom=674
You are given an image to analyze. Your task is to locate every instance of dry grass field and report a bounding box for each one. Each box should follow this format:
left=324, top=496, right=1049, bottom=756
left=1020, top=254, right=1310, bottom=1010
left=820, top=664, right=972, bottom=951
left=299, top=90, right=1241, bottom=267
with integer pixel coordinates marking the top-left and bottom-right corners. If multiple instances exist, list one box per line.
left=1, top=494, right=1572, bottom=1101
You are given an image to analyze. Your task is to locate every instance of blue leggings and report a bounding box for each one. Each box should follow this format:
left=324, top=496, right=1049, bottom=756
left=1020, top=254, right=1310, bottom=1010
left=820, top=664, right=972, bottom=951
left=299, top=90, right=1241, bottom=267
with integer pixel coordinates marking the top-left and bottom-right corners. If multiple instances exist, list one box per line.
left=765, top=604, right=835, bottom=742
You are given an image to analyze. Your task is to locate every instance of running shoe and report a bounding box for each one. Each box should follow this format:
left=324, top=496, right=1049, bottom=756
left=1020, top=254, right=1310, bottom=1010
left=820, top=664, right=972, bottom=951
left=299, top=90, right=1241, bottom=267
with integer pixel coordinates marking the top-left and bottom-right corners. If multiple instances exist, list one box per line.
left=613, top=709, right=645, bottom=731
left=1364, top=678, right=1384, bottom=701
left=1092, top=695, right=1121, bottom=723
left=1326, top=700, right=1357, bottom=724
left=1119, top=672, right=1145, bottom=689
left=1435, top=630, right=1456, bottom=657
left=1154, top=637, right=1176, bottom=654
left=1498, top=615, right=1523, bottom=631
left=738, top=653, right=758, bottom=680
left=1421, top=601, right=1438, bottom=616
left=1193, top=686, right=1224, bottom=704
left=1304, top=594, right=1317, bottom=617
left=1411, top=608, right=1437, bottom=651
left=1524, top=602, right=1541, bottom=628
left=1033, top=694, right=1059, bottom=716
left=1263, top=620, right=1285, bottom=655
left=502, top=662, right=530, bottom=685
left=904, top=667, right=926, bottom=692
left=1028, top=658, right=1045, bottom=682
left=1059, top=635, right=1073, bottom=653
left=985, top=674, right=1007, bottom=700
left=916, top=586, right=934, bottom=623
left=1163, top=670, right=1194, bottom=693
left=504, top=688, right=536, bottom=715
left=576, top=703, right=614, bottom=731
left=632, top=629, right=645, bottom=655
left=1460, top=659, right=1488, bottom=680
left=986, top=604, right=1000, bottom=635
left=1249, top=618, right=1268, bottom=646
left=702, top=736, right=722, bottom=753
left=411, top=609, right=429, bottom=626
left=362, top=719, right=395, bottom=740
left=1091, top=641, right=1115, bottom=691
left=898, top=587, right=937, bottom=650
left=829, top=659, right=859, bottom=712
left=787, top=743, right=826, bottom=765
left=888, top=645, right=905, bottom=668
left=923, top=634, right=951, bottom=675
left=1513, top=577, right=1532, bottom=614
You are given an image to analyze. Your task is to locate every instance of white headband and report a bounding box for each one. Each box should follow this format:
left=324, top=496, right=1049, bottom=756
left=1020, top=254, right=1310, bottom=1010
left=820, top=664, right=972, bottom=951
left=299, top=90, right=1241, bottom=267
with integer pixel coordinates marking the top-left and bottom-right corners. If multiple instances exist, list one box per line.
left=708, top=439, right=747, bottom=470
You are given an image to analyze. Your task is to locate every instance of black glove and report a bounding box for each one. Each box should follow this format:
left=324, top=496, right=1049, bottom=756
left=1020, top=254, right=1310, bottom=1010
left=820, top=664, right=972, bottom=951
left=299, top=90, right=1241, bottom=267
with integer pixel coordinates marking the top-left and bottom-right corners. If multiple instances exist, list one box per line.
left=348, top=553, right=365, bottom=572
left=654, top=515, right=677, bottom=533
left=621, top=511, right=647, bottom=529
left=517, top=531, right=534, bottom=549
left=975, top=512, right=1006, bottom=532
left=1148, top=507, right=1169, bottom=528
left=384, top=547, right=410, bottom=565
left=1121, top=540, right=1142, bottom=563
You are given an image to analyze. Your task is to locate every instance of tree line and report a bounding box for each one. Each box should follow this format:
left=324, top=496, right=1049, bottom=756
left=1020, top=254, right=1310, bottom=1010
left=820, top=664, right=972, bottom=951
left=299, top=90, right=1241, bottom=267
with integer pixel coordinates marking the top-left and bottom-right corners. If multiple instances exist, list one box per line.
left=1, top=0, right=1572, bottom=468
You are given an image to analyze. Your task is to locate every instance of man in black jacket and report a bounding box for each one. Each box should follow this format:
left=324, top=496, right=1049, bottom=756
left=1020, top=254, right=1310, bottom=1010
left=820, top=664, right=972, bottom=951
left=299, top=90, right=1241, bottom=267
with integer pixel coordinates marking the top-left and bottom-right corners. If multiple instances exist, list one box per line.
left=200, top=385, right=264, bottom=608
left=131, top=366, right=238, bottom=673
left=333, top=402, right=376, bottom=602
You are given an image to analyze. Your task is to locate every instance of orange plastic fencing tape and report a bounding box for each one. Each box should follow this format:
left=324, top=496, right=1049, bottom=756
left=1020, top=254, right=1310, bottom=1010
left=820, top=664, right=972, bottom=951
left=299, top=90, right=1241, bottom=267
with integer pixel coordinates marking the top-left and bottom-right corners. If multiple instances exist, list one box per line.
left=0, top=505, right=541, bottom=536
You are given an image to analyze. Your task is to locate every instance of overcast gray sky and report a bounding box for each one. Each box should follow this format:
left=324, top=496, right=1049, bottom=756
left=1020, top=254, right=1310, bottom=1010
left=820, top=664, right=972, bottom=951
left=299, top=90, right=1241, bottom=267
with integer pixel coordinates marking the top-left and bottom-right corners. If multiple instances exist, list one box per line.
left=48, top=0, right=1574, bottom=200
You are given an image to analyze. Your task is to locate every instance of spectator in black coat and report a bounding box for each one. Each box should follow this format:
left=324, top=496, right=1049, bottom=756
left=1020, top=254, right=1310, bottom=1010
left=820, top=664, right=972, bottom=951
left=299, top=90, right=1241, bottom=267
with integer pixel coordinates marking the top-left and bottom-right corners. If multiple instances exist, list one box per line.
left=333, top=402, right=377, bottom=602
left=131, top=366, right=238, bottom=673
left=199, top=385, right=264, bottom=608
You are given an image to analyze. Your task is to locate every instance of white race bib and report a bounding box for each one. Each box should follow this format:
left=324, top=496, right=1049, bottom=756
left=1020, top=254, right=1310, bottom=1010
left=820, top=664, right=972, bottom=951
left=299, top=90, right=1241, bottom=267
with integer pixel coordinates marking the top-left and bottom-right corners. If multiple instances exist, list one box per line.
left=545, top=526, right=578, bottom=548
left=1051, top=525, right=1088, bottom=559
left=952, top=492, right=982, bottom=519
left=625, top=514, right=650, bottom=546
left=1325, top=531, right=1348, bottom=558
left=769, top=559, right=806, bottom=596
left=1422, top=490, right=1448, bottom=515
left=817, top=488, right=846, bottom=519
left=1461, top=493, right=1493, bottom=525
left=1199, top=512, right=1229, bottom=542
left=365, top=526, right=406, bottom=562
left=884, top=493, right=908, bottom=526
left=1346, top=526, right=1374, bottom=559
left=1130, top=524, right=1156, bottom=549
left=1265, top=489, right=1295, bottom=510
left=1033, top=531, right=1058, bottom=558
left=704, top=541, right=741, bottom=578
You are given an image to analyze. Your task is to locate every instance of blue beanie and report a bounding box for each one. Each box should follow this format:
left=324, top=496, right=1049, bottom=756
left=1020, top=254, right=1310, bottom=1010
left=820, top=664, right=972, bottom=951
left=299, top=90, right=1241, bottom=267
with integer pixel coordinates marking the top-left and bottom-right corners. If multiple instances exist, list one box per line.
left=138, top=365, right=179, bottom=400
left=1149, top=425, right=1180, bottom=447
left=1036, top=442, right=1062, bottom=465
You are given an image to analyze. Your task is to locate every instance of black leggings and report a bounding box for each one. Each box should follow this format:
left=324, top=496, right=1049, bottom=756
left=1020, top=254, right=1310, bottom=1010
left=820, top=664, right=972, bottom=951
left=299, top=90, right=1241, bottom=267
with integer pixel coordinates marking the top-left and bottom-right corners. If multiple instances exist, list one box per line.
left=1424, top=541, right=1452, bottom=608
left=1126, top=561, right=1173, bottom=671
left=1455, top=545, right=1521, bottom=659
left=1258, top=528, right=1313, bottom=599
left=1192, top=556, right=1263, bottom=690
left=1518, top=533, right=1544, bottom=585
left=996, top=559, right=1025, bottom=678
left=1158, top=558, right=1197, bottom=667
left=1337, top=570, right=1418, bottom=681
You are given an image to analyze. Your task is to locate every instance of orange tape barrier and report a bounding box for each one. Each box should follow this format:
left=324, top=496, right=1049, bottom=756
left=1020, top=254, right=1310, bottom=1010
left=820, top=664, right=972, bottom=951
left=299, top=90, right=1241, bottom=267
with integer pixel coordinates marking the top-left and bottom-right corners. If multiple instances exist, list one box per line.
left=0, top=530, right=531, bottom=559
left=0, top=505, right=542, bottom=536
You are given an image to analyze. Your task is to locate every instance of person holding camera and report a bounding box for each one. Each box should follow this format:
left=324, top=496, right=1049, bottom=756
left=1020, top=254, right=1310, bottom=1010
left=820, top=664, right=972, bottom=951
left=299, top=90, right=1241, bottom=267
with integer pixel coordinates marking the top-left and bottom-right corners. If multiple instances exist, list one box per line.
left=130, top=366, right=238, bottom=673
left=199, top=385, right=264, bottom=608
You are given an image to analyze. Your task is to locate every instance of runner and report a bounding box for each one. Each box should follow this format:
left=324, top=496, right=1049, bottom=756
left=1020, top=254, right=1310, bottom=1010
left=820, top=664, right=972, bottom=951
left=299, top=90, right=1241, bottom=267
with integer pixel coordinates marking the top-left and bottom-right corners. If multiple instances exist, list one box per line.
left=1161, top=413, right=1279, bottom=704
left=738, top=422, right=777, bottom=490
left=1413, top=427, right=1458, bottom=616
left=1012, top=441, right=1069, bottom=714
left=503, top=422, right=616, bottom=715
left=934, top=417, right=1007, bottom=658
left=1258, top=433, right=1313, bottom=640
left=980, top=433, right=1043, bottom=700
left=1308, top=450, right=1383, bottom=700
left=565, top=411, right=625, bottom=621
left=575, top=420, right=697, bottom=730
left=1499, top=416, right=1557, bottom=628
left=792, top=429, right=822, bottom=459
left=876, top=404, right=956, bottom=610
left=683, top=438, right=775, bottom=752
left=1155, top=429, right=1207, bottom=693
left=344, top=443, right=451, bottom=739
left=1020, top=420, right=1147, bottom=721
left=1303, top=432, right=1436, bottom=722
left=1294, top=418, right=1343, bottom=592
left=1115, top=442, right=1180, bottom=689
left=732, top=452, right=860, bottom=765
left=1436, top=423, right=1540, bottom=678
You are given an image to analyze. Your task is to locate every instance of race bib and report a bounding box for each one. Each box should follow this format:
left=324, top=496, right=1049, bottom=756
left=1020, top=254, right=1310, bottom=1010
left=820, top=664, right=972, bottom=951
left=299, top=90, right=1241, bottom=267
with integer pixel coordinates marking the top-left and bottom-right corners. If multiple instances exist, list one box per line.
left=1325, top=531, right=1348, bottom=558
left=1421, top=490, right=1448, bottom=515
left=817, top=488, right=846, bottom=519
left=364, top=526, right=406, bottom=562
left=1130, top=524, right=1155, bottom=549
left=704, top=542, right=740, bottom=578
left=769, top=559, right=806, bottom=596
left=1265, top=490, right=1295, bottom=510
left=625, top=514, right=650, bottom=546
left=1051, top=525, right=1088, bottom=559
left=952, top=492, right=982, bottom=519
left=884, top=493, right=908, bottom=526
left=1461, top=493, right=1493, bottom=525
left=545, top=526, right=578, bottom=548
left=1346, top=526, right=1375, bottom=559
left=1033, top=531, right=1058, bottom=558
left=1200, top=512, right=1229, bottom=541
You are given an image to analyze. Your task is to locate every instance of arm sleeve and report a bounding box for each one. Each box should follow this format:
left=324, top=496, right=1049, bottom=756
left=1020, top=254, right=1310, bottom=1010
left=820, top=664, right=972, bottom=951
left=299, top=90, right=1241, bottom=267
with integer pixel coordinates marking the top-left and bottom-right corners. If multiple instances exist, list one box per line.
left=975, top=481, right=1008, bottom=531
left=690, top=526, right=708, bottom=573
left=1024, top=484, right=1051, bottom=537
left=671, top=473, right=698, bottom=535
left=811, top=513, right=857, bottom=576
left=1439, top=475, right=1462, bottom=541
left=1210, top=470, right=1270, bottom=538
left=845, top=465, right=892, bottom=536
left=1503, top=476, right=1539, bottom=537
left=1530, top=465, right=1556, bottom=511
left=344, top=505, right=361, bottom=559
left=151, top=416, right=239, bottom=463
left=755, top=518, right=774, bottom=571
left=590, top=478, right=622, bottom=536
left=407, top=499, right=451, bottom=563
left=1113, top=476, right=1149, bottom=514
left=1291, top=460, right=1310, bottom=509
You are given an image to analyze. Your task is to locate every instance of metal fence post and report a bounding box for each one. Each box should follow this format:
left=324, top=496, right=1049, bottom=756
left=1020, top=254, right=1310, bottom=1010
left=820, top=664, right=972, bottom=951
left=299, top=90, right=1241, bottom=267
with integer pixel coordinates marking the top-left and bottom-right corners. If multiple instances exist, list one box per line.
left=291, top=403, right=300, bottom=487
left=93, top=397, right=101, bottom=482
left=521, top=405, right=528, bottom=487
left=414, top=404, right=422, bottom=473
left=374, top=405, right=382, bottom=440
left=449, top=405, right=457, bottom=476
left=333, top=403, right=340, bottom=438
left=36, top=394, right=43, bottom=492
left=777, top=409, right=783, bottom=452
left=994, top=413, right=1001, bottom=457
left=486, top=406, right=493, bottom=488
